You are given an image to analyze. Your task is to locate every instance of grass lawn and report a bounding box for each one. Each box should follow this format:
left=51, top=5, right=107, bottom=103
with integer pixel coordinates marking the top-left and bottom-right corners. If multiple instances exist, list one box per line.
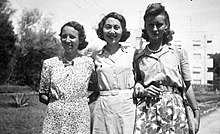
left=0, top=94, right=47, bottom=134
left=0, top=85, right=219, bottom=134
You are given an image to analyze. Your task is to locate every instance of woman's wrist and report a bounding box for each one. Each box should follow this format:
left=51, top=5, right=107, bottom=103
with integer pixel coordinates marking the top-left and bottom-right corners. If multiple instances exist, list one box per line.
left=193, top=108, right=200, bottom=118
left=193, top=108, right=200, bottom=111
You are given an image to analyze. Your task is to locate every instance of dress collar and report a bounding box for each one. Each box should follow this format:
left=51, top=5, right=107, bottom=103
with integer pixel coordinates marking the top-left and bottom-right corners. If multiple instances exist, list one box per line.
left=98, top=45, right=128, bottom=56
left=134, top=44, right=175, bottom=60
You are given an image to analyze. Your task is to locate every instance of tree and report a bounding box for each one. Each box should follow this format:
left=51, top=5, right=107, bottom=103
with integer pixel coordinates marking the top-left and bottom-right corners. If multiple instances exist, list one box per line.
left=13, top=8, right=61, bottom=89
left=0, top=0, right=17, bottom=84
left=209, top=53, right=220, bottom=90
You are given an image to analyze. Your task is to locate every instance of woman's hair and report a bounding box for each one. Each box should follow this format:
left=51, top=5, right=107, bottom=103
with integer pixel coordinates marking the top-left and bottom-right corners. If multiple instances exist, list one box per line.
left=59, top=21, right=88, bottom=50
left=142, top=3, right=174, bottom=44
left=96, top=12, right=130, bottom=42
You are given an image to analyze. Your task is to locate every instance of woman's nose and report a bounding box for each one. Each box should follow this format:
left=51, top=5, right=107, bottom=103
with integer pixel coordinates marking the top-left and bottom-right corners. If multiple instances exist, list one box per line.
left=65, top=36, right=72, bottom=42
left=153, top=25, right=158, bottom=31
left=109, top=27, right=115, bottom=33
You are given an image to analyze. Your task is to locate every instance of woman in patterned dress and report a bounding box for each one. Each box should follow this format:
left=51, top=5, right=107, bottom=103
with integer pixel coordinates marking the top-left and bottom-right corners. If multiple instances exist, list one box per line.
left=39, top=21, right=94, bottom=134
left=89, top=12, right=136, bottom=134
left=133, top=3, right=200, bottom=134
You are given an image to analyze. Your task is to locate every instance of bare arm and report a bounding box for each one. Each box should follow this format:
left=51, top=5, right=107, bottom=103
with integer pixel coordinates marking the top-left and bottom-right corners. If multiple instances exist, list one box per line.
left=185, top=81, right=200, bottom=133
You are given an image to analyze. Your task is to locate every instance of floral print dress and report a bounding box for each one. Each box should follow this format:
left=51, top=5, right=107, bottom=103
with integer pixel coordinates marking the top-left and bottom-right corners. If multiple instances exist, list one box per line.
left=39, top=55, right=94, bottom=134
left=133, top=44, right=190, bottom=134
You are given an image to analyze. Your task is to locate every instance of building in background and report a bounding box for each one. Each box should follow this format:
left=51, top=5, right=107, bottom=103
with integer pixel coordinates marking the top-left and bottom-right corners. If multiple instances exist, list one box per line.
left=172, top=31, right=213, bottom=85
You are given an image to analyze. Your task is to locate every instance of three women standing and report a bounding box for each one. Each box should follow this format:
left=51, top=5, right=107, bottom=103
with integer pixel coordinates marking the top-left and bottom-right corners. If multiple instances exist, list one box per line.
left=39, top=3, right=200, bottom=134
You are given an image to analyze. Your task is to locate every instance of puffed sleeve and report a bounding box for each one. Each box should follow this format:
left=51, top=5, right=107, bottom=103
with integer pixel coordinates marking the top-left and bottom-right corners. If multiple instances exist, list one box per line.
left=178, top=48, right=191, bottom=82
left=39, top=60, right=51, bottom=95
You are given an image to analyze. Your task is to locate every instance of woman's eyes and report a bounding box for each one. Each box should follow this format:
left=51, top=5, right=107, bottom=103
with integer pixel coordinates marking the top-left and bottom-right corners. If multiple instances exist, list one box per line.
left=114, top=25, right=120, bottom=30
left=148, top=23, right=163, bottom=28
left=61, top=34, right=75, bottom=39
left=104, top=24, right=120, bottom=30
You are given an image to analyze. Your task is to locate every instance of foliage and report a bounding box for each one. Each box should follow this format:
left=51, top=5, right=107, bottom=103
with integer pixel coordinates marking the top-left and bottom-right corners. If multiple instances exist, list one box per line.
left=192, top=84, right=213, bottom=92
left=9, top=8, right=62, bottom=89
left=11, top=93, right=29, bottom=107
left=0, top=85, right=31, bottom=93
left=193, top=84, right=219, bottom=103
left=0, top=0, right=17, bottom=84
left=208, top=53, right=220, bottom=90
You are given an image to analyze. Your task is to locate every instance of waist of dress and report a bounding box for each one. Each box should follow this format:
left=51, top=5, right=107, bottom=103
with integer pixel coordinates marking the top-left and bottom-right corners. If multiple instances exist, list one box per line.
left=99, top=89, right=133, bottom=96
left=160, top=85, right=180, bottom=94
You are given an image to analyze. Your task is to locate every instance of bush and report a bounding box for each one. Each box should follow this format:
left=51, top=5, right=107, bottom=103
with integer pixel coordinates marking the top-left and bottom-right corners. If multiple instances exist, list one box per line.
left=11, top=93, right=29, bottom=107
left=0, top=85, right=33, bottom=93
left=193, top=84, right=219, bottom=103
left=193, top=84, right=213, bottom=92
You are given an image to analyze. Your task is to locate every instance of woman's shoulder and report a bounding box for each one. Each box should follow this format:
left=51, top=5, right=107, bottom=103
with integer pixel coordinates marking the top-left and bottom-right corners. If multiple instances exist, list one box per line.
left=43, top=56, right=60, bottom=64
left=167, top=43, right=188, bottom=58
left=133, top=48, right=146, bottom=61
left=80, top=55, right=94, bottom=63
left=122, top=45, right=135, bottom=53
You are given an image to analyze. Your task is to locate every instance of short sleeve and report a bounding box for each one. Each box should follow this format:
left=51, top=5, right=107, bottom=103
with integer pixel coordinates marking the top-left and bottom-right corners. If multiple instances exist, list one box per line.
left=178, top=48, right=191, bottom=82
left=39, top=60, right=51, bottom=95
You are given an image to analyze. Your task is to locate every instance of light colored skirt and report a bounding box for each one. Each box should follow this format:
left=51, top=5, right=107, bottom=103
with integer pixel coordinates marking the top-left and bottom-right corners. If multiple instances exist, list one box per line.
left=90, top=90, right=136, bottom=134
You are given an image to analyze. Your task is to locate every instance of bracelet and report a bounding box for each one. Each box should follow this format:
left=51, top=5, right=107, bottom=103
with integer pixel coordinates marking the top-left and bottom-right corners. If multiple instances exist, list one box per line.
left=193, top=108, right=200, bottom=111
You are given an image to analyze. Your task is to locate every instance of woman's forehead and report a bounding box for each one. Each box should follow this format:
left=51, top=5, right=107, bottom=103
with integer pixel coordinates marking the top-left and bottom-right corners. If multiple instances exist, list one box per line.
left=145, top=14, right=166, bottom=22
left=105, top=17, right=121, bottom=25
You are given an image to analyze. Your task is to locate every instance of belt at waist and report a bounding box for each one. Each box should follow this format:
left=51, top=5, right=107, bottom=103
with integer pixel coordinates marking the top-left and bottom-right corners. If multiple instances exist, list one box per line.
left=160, top=85, right=180, bottom=94
left=99, top=89, right=133, bottom=96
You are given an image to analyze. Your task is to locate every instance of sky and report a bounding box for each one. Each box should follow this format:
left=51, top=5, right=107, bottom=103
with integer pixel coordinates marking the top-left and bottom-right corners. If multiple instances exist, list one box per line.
left=9, top=0, right=220, bottom=53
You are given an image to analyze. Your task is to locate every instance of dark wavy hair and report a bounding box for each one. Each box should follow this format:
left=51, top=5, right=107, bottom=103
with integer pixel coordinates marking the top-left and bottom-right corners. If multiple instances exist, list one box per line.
left=59, top=21, right=88, bottom=50
left=142, top=3, right=174, bottom=44
left=96, top=12, right=130, bottom=42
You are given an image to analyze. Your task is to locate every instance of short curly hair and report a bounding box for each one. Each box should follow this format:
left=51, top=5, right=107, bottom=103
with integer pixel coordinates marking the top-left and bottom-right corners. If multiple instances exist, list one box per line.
left=96, top=12, right=130, bottom=42
left=59, top=21, right=88, bottom=50
left=142, top=3, right=174, bottom=44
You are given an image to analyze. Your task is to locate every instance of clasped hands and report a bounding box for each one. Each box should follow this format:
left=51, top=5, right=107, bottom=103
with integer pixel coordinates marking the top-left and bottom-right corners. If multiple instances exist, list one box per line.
left=50, top=82, right=65, bottom=101
left=134, top=82, right=163, bottom=98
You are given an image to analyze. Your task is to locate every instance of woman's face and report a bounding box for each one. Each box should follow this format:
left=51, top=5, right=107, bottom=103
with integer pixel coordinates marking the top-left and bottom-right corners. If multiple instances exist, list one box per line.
left=103, top=17, right=122, bottom=44
left=60, top=26, right=80, bottom=53
left=145, top=14, right=167, bottom=40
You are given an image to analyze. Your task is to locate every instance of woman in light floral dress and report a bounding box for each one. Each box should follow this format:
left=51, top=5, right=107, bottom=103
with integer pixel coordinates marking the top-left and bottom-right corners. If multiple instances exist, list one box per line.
left=39, top=21, right=94, bottom=134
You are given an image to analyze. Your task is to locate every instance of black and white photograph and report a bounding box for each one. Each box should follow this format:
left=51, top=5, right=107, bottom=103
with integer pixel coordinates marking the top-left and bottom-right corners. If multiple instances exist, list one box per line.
left=0, top=0, right=220, bottom=133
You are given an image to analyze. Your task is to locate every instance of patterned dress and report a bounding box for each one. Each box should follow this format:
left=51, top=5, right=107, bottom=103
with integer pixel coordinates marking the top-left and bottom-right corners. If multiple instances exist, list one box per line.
left=39, top=55, right=94, bottom=134
left=133, top=44, right=191, bottom=134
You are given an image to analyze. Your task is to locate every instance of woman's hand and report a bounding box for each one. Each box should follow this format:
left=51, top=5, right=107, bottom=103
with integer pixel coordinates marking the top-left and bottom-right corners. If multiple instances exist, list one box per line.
left=51, top=82, right=65, bottom=100
left=134, top=82, right=145, bottom=98
left=146, top=84, right=163, bottom=98
left=194, top=109, right=200, bottom=133
left=39, top=93, right=50, bottom=105
left=134, top=82, right=163, bottom=98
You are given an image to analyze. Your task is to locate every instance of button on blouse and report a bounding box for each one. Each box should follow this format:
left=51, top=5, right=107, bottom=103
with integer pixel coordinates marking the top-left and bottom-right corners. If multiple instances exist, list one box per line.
left=94, top=46, right=135, bottom=91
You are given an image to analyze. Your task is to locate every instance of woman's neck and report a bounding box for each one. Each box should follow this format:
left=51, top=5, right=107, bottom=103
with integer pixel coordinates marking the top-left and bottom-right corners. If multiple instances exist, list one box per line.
left=64, top=51, right=78, bottom=61
left=105, top=43, right=121, bottom=55
left=148, top=38, right=163, bottom=51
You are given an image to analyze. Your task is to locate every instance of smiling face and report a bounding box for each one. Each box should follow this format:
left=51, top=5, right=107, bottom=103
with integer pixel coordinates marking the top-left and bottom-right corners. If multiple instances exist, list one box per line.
left=103, top=17, right=122, bottom=44
left=60, top=26, right=80, bottom=54
left=145, top=14, right=167, bottom=40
